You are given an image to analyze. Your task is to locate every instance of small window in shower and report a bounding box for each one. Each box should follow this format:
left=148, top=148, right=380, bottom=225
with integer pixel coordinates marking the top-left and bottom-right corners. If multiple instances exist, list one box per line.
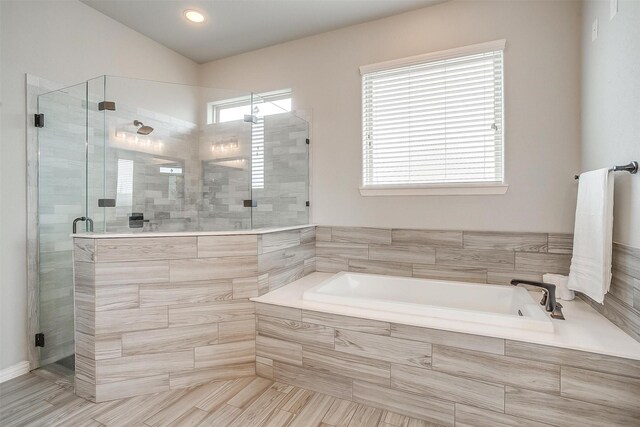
left=208, top=90, right=292, bottom=189
left=116, top=158, right=133, bottom=217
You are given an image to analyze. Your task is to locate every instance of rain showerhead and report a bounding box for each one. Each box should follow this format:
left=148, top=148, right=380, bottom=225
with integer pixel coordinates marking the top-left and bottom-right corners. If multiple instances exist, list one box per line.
left=133, top=120, right=154, bottom=135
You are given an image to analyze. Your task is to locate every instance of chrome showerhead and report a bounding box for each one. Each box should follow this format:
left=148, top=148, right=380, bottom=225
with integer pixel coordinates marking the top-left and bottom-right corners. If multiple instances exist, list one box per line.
left=133, top=120, right=154, bottom=135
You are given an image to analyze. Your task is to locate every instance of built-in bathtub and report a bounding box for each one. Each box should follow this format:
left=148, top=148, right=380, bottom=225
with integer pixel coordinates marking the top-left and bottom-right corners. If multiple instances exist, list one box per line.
left=252, top=272, right=640, bottom=426
left=304, top=271, right=553, bottom=332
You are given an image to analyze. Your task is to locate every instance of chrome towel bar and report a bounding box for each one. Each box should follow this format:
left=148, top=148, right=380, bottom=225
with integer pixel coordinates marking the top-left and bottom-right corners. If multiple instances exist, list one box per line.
left=574, top=161, right=638, bottom=180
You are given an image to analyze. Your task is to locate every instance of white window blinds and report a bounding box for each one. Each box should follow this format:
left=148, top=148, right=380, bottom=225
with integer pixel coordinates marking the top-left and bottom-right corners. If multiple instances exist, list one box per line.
left=361, top=40, right=505, bottom=187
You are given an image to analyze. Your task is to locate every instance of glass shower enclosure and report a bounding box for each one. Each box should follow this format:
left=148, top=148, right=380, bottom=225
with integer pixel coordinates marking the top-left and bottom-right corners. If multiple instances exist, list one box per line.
left=35, top=76, right=310, bottom=371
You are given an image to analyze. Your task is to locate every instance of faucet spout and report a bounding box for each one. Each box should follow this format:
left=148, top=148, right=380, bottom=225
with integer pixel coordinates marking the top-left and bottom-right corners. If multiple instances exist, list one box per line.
left=510, top=279, right=565, bottom=320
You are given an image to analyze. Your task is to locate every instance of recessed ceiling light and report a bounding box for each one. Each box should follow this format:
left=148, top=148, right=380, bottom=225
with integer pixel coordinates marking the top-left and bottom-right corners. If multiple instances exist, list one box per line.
left=184, top=10, right=205, bottom=24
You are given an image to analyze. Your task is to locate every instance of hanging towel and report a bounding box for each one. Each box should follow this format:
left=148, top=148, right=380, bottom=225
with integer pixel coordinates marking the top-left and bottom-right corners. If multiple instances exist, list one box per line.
left=567, top=168, right=614, bottom=303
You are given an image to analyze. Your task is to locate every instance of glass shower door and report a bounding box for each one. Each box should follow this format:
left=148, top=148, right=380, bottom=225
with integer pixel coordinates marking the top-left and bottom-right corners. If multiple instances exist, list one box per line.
left=36, top=82, right=91, bottom=372
left=252, top=109, right=310, bottom=228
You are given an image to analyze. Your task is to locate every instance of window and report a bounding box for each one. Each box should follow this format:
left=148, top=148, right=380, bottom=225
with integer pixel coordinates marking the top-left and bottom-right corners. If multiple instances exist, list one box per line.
left=208, top=90, right=292, bottom=190
left=361, top=40, right=506, bottom=195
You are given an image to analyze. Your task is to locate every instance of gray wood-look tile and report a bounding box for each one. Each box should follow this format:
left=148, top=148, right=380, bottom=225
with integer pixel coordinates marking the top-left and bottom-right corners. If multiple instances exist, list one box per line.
left=316, top=227, right=332, bottom=242
left=197, top=235, right=258, bottom=258
left=332, top=227, right=392, bottom=244
left=316, top=256, right=349, bottom=273
left=95, top=351, right=194, bottom=384
left=256, top=303, right=302, bottom=321
left=487, top=269, right=542, bottom=285
left=257, top=315, right=335, bottom=348
left=514, top=253, right=571, bottom=274
left=390, top=324, right=504, bottom=355
left=300, top=227, right=316, bottom=244
left=258, top=242, right=315, bottom=273
left=505, top=340, right=640, bottom=379
left=547, top=233, right=573, bottom=255
left=302, top=310, right=391, bottom=336
left=436, top=248, right=515, bottom=269
left=463, top=231, right=548, bottom=252
left=219, top=319, right=256, bottom=344
left=94, top=261, right=169, bottom=286
left=95, top=285, right=139, bottom=311
left=369, top=244, right=436, bottom=265
left=335, top=329, right=431, bottom=368
left=412, top=264, right=487, bottom=283
left=139, top=281, right=233, bottom=307
left=348, top=404, right=384, bottom=426
left=316, top=241, right=369, bottom=260
left=560, top=366, right=640, bottom=413
left=352, top=381, right=454, bottom=426
left=95, top=374, right=170, bottom=402
left=268, top=262, right=306, bottom=291
left=454, top=404, right=553, bottom=427
left=256, top=361, right=274, bottom=380
left=232, top=277, right=259, bottom=299
left=169, top=256, right=258, bottom=282
left=121, top=323, right=218, bottom=355
left=303, top=345, right=391, bottom=386
left=95, top=335, right=123, bottom=360
left=504, top=386, right=640, bottom=427
left=390, top=364, right=503, bottom=412
left=74, top=238, right=96, bottom=262
left=578, top=292, right=640, bottom=342
left=391, top=229, right=462, bottom=248
left=95, top=237, right=197, bottom=262
left=609, top=268, right=636, bottom=306
left=348, top=259, right=413, bottom=277
left=261, top=230, right=301, bottom=254
left=169, top=363, right=256, bottom=389
left=432, top=345, right=559, bottom=393
left=288, top=391, right=337, bottom=426
left=322, top=398, right=358, bottom=426
left=95, top=307, right=168, bottom=334
left=257, top=334, right=303, bottom=366
left=612, top=242, right=640, bottom=279
left=194, top=340, right=255, bottom=369
left=168, top=300, right=255, bottom=327
left=274, top=362, right=353, bottom=400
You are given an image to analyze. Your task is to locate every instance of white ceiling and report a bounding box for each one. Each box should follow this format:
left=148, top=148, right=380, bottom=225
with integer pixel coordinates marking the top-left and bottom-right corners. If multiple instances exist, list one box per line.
left=80, top=0, right=445, bottom=64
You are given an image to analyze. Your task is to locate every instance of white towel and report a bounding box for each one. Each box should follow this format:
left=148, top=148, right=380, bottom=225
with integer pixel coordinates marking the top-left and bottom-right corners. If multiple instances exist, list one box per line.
left=543, top=274, right=574, bottom=301
left=567, top=168, right=614, bottom=303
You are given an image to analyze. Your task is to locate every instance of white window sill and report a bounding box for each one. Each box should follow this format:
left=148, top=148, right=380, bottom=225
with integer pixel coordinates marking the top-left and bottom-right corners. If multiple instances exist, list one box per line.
left=359, top=183, right=509, bottom=196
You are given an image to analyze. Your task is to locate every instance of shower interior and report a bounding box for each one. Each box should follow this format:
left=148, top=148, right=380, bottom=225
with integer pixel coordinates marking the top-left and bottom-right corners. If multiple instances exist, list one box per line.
left=34, top=75, right=310, bottom=373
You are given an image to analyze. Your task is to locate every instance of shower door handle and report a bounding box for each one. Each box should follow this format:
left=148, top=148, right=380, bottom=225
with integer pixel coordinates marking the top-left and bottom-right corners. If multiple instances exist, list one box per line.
left=72, top=217, right=94, bottom=234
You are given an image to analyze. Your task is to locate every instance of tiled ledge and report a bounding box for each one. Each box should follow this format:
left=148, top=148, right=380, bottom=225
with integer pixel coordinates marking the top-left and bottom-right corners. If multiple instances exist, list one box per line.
left=252, top=272, right=640, bottom=362
left=73, top=224, right=316, bottom=239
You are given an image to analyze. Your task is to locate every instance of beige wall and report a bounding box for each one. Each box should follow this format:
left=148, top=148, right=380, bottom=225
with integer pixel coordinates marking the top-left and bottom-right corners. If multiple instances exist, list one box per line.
left=0, top=0, right=199, bottom=371
left=199, top=0, right=582, bottom=233
left=581, top=0, right=640, bottom=248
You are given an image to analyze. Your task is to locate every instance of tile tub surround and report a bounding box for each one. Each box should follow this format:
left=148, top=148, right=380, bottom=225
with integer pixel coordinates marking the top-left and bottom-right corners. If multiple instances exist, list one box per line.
left=580, top=242, right=640, bottom=342
left=253, top=298, right=640, bottom=427
left=316, top=226, right=573, bottom=284
left=71, top=226, right=315, bottom=402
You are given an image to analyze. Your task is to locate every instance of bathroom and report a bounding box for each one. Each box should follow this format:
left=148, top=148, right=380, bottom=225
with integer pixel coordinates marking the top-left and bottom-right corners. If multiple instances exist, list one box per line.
left=1, top=0, right=639, bottom=425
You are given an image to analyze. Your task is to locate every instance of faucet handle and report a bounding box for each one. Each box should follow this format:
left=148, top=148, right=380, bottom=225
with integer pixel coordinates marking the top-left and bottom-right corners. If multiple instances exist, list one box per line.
left=539, top=291, right=548, bottom=307
left=551, top=302, right=565, bottom=320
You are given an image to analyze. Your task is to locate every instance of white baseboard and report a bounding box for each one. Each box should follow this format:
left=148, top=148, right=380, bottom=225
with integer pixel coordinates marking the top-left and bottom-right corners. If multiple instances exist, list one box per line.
left=0, top=361, right=30, bottom=383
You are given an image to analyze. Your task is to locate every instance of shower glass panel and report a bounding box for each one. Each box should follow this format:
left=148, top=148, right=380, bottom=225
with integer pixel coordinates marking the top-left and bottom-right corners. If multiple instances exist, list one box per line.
left=251, top=94, right=310, bottom=228
left=101, top=76, right=253, bottom=232
left=36, top=81, right=106, bottom=371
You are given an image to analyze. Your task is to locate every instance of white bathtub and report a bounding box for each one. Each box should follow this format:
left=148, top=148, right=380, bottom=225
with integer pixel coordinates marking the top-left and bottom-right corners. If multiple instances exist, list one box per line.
left=303, top=272, right=554, bottom=333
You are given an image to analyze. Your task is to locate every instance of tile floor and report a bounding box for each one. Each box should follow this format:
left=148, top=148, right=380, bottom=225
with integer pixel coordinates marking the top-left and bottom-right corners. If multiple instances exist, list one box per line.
left=0, top=371, right=438, bottom=426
